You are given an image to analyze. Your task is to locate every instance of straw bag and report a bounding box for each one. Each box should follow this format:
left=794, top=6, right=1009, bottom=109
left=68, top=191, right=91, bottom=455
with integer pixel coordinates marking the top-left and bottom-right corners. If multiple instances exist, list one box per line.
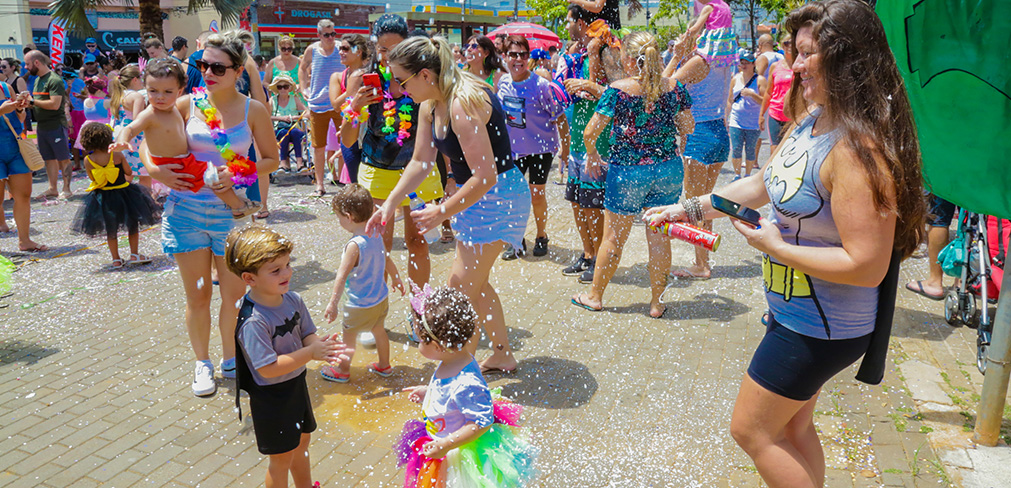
left=2, top=114, right=44, bottom=172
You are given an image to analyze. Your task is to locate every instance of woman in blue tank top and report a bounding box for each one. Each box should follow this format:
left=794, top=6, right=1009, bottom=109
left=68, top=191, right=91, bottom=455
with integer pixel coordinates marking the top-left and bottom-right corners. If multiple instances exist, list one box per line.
left=148, top=30, right=280, bottom=398
left=644, top=2, right=927, bottom=486
left=367, top=36, right=532, bottom=374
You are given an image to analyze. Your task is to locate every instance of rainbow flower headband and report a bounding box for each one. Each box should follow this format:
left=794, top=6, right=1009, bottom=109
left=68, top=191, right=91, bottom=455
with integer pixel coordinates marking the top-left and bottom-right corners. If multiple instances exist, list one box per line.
left=191, top=87, right=257, bottom=188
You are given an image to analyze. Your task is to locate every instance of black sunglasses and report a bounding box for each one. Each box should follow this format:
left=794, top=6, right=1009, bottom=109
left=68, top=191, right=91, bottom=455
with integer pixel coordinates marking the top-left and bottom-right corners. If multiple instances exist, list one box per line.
left=466, top=43, right=479, bottom=50
left=338, top=45, right=351, bottom=52
left=276, top=84, right=291, bottom=90
left=195, top=59, right=238, bottom=76
left=321, top=32, right=337, bottom=39
left=280, top=47, right=293, bottom=52
left=506, top=51, right=529, bottom=59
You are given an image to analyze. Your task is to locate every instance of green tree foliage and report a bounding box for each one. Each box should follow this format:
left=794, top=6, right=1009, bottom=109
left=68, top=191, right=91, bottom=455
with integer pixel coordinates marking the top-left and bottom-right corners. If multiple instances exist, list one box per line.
left=528, top=0, right=570, bottom=37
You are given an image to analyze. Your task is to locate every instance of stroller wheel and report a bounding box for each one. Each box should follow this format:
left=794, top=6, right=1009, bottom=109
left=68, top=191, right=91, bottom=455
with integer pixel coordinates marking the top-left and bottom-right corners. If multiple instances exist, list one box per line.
left=961, top=294, right=978, bottom=329
left=977, top=335, right=989, bottom=375
left=943, top=290, right=960, bottom=326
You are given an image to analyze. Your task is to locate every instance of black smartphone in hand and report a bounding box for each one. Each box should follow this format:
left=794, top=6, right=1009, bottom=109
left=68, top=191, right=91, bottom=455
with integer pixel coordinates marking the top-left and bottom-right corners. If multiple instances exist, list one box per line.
left=710, top=194, right=761, bottom=227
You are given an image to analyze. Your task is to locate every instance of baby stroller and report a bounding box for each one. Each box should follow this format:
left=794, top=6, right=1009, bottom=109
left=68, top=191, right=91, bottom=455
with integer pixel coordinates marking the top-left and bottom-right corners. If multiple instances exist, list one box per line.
left=938, top=210, right=1005, bottom=374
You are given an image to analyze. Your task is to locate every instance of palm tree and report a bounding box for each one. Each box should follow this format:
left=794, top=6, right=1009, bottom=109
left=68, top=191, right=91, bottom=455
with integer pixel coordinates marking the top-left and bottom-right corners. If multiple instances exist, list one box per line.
left=49, top=0, right=251, bottom=42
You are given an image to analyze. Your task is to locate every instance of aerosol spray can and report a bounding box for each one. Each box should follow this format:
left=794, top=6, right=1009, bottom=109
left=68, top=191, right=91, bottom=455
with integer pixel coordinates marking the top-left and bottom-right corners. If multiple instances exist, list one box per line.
left=650, top=221, right=721, bottom=252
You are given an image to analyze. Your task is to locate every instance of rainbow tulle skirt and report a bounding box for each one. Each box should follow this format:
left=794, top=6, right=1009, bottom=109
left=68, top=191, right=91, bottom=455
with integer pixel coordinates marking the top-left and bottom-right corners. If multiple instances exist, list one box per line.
left=697, top=27, right=738, bottom=68
left=395, top=400, right=537, bottom=488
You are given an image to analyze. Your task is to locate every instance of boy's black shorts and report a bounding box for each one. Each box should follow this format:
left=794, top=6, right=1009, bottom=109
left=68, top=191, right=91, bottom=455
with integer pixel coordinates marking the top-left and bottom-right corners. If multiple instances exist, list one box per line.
left=249, top=370, right=317, bottom=455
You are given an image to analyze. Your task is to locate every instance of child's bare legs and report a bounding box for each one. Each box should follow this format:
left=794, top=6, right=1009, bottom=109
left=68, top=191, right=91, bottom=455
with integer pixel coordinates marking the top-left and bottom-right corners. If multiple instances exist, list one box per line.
left=337, top=330, right=357, bottom=375
left=371, top=324, right=390, bottom=370
left=107, top=232, right=122, bottom=262
left=266, top=433, right=312, bottom=488
left=128, top=232, right=139, bottom=255
left=137, top=175, right=153, bottom=189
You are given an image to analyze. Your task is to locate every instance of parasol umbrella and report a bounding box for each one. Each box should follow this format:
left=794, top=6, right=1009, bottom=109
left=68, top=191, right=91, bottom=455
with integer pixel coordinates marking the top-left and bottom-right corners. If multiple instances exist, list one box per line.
left=487, top=22, right=561, bottom=51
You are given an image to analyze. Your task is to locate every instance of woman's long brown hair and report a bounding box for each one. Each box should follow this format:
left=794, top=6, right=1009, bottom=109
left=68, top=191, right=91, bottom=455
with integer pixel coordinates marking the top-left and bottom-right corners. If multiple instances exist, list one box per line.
left=784, top=0, right=926, bottom=259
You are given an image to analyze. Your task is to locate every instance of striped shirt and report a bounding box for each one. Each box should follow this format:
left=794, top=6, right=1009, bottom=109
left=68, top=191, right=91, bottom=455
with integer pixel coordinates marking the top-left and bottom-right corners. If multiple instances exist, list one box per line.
left=306, top=42, right=344, bottom=113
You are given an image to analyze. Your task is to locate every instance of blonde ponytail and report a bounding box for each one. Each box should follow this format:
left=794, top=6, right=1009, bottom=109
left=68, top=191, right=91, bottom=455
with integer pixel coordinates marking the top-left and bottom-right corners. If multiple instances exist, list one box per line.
left=623, top=31, right=664, bottom=112
left=110, top=64, right=141, bottom=119
left=205, top=29, right=254, bottom=68
left=388, top=36, right=491, bottom=117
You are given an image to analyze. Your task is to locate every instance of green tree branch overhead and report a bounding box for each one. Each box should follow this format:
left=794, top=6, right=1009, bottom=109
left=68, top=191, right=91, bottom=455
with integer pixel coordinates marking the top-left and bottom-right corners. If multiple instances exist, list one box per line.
left=49, top=0, right=251, bottom=41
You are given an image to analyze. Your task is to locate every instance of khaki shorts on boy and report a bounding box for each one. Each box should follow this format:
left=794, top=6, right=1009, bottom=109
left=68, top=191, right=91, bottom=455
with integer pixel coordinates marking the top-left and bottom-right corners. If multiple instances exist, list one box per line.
left=343, top=298, right=389, bottom=333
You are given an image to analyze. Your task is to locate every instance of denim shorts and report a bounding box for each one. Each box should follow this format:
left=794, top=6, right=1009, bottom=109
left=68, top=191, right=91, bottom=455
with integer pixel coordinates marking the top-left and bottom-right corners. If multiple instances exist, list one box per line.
left=768, top=116, right=789, bottom=145
left=928, top=193, right=955, bottom=228
left=729, top=126, right=761, bottom=160
left=0, top=131, right=30, bottom=179
left=37, top=127, right=71, bottom=161
left=604, top=159, right=683, bottom=215
left=683, top=119, right=729, bottom=165
left=564, top=152, right=607, bottom=209
left=161, top=192, right=235, bottom=256
left=452, top=167, right=531, bottom=250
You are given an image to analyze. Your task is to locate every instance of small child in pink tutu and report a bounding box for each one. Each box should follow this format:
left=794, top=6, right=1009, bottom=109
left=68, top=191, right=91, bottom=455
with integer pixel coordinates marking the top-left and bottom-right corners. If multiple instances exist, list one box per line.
left=396, top=285, right=536, bottom=488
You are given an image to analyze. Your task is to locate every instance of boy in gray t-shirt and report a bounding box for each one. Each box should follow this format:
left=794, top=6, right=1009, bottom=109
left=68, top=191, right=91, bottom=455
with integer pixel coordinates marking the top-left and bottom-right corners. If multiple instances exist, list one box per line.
left=225, top=225, right=349, bottom=484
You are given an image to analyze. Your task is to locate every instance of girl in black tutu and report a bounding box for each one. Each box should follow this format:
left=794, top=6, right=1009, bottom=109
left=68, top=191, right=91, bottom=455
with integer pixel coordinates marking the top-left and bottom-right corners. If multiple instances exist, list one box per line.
left=71, top=123, right=161, bottom=268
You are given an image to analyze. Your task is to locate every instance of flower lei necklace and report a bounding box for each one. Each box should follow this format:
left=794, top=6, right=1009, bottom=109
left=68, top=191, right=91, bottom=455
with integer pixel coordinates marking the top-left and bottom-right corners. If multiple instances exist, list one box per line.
left=191, top=87, right=257, bottom=188
left=379, top=65, right=414, bottom=146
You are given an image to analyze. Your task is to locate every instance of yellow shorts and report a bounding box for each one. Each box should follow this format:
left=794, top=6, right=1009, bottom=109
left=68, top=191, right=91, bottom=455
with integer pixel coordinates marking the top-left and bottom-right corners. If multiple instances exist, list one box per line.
left=359, top=164, right=445, bottom=207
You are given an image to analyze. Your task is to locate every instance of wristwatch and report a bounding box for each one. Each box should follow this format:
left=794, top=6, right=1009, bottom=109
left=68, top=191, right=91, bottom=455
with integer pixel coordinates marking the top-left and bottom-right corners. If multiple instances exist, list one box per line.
left=28, top=99, right=34, bottom=106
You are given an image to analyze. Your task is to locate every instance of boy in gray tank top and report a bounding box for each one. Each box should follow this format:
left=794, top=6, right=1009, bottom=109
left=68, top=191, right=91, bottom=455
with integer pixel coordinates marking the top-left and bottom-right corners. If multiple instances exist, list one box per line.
left=322, top=184, right=406, bottom=383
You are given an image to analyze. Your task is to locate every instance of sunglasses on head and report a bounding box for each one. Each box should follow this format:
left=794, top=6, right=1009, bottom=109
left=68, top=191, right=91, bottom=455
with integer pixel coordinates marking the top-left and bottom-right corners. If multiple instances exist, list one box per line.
left=195, top=59, right=238, bottom=76
left=506, top=51, right=529, bottom=60
left=280, top=47, right=293, bottom=52
left=321, top=32, right=337, bottom=38
left=276, top=84, right=291, bottom=90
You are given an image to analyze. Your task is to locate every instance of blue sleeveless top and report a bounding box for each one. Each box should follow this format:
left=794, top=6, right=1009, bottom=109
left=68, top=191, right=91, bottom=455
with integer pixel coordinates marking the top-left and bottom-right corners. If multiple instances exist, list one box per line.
left=762, top=107, right=877, bottom=340
left=306, top=43, right=344, bottom=112
left=84, top=98, right=110, bottom=122
left=183, top=96, right=252, bottom=202
left=344, top=234, right=388, bottom=309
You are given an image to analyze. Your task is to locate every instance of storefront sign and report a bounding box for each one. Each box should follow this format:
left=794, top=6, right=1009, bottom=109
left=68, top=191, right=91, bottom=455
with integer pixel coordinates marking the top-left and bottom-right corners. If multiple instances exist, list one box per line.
left=256, top=1, right=379, bottom=36
left=33, top=29, right=144, bottom=53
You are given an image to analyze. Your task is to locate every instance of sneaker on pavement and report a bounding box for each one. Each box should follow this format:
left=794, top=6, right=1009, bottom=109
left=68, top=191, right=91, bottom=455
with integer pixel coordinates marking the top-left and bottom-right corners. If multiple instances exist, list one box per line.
left=578, top=259, right=596, bottom=284
left=220, top=357, right=236, bottom=379
left=360, top=331, right=376, bottom=348
left=533, top=236, right=549, bottom=257
left=192, top=361, right=216, bottom=397
left=501, top=244, right=518, bottom=261
left=563, top=255, right=591, bottom=276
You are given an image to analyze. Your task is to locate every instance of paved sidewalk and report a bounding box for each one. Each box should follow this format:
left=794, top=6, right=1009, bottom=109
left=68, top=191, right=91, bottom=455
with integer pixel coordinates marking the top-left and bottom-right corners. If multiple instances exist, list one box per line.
left=0, top=157, right=1006, bottom=487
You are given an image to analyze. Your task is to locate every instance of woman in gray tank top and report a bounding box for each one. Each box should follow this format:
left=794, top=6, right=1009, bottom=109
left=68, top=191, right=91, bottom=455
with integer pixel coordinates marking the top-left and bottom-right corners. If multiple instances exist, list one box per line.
left=644, top=1, right=926, bottom=486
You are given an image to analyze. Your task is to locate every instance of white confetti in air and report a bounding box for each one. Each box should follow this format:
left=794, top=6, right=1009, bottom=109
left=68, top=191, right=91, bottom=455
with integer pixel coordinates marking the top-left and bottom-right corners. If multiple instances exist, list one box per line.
left=235, top=298, right=243, bottom=309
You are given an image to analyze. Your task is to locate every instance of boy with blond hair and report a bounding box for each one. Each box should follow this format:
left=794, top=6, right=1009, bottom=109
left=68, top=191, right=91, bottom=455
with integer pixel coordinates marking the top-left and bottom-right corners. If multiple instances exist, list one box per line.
left=225, top=224, right=348, bottom=488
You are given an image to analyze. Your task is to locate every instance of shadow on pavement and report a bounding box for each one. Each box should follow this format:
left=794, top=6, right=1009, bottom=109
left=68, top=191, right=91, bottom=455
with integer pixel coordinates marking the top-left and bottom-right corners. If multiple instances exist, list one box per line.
left=259, top=208, right=318, bottom=224
left=496, top=356, right=597, bottom=409
left=892, top=306, right=956, bottom=341
left=607, top=292, right=752, bottom=323
left=290, top=259, right=336, bottom=292
left=0, top=340, right=59, bottom=367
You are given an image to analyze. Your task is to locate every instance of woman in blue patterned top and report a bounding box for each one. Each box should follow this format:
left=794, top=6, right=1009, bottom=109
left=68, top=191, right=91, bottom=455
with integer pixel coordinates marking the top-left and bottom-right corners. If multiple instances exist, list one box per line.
left=570, top=31, right=695, bottom=319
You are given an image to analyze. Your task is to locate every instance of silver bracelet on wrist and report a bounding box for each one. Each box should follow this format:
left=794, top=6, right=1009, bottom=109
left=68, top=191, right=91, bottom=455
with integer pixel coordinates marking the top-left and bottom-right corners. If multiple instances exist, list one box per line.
left=684, top=196, right=703, bottom=225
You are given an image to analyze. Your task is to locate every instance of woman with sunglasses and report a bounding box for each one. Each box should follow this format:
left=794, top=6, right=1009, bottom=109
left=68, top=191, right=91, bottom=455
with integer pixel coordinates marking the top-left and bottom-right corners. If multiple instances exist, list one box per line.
left=264, top=35, right=301, bottom=93
left=463, top=35, right=504, bottom=92
left=269, top=74, right=308, bottom=172
left=150, top=30, right=280, bottom=397
left=369, top=36, right=532, bottom=374
left=327, top=34, right=370, bottom=183
left=496, top=35, right=569, bottom=261
left=339, top=15, right=444, bottom=294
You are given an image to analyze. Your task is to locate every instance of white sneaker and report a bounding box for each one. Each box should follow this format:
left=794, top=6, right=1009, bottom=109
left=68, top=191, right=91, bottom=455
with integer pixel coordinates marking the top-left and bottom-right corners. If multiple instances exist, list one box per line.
left=192, top=361, right=216, bottom=397
left=359, top=332, right=376, bottom=348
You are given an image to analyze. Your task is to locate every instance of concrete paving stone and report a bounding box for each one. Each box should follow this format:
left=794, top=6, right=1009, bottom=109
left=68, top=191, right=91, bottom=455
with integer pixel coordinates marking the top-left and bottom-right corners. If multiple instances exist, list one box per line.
left=145, top=461, right=189, bottom=486
left=92, top=431, right=146, bottom=459
left=88, top=448, right=146, bottom=482
left=129, top=444, right=186, bottom=476
left=173, top=451, right=230, bottom=486
left=0, top=449, right=30, bottom=473
left=95, top=413, right=153, bottom=442
left=58, top=418, right=114, bottom=448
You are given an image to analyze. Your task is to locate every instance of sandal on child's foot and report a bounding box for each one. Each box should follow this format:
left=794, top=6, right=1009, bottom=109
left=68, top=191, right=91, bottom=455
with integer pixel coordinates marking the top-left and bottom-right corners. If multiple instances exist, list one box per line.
left=111, top=258, right=125, bottom=269
left=232, top=199, right=261, bottom=219
left=127, top=253, right=152, bottom=265
left=320, top=365, right=350, bottom=383
left=369, top=363, right=394, bottom=377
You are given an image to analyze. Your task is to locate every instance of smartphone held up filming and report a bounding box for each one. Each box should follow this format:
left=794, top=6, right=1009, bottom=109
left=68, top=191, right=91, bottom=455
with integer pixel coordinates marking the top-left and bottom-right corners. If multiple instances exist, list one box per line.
left=710, top=194, right=761, bottom=227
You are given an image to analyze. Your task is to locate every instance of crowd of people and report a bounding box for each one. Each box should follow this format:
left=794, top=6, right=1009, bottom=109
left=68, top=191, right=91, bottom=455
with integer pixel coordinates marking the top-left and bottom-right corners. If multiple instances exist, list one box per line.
left=0, top=0, right=947, bottom=486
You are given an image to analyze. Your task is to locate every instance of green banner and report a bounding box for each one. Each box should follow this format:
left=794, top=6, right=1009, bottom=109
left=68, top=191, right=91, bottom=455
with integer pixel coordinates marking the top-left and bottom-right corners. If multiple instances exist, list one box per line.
left=876, top=0, right=1011, bottom=219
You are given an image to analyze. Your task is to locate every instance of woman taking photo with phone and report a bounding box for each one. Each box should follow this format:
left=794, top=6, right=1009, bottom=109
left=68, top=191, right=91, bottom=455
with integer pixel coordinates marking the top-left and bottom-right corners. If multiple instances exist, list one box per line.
left=368, top=35, right=531, bottom=374
left=644, top=1, right=925, bottom=485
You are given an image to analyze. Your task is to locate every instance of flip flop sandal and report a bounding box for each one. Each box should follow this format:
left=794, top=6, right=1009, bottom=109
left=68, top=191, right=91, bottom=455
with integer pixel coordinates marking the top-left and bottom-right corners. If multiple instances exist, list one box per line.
left=571, top=294, right=603, bottom=312
left=320, top=365, right=350, bottom=383
left=128, top=253, right=152, bottom=265
left=368, top=363, right=394, bottom=377
left=905, top=280, right=944, bottom=301
left=111, top=259, right=125, bottom=269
